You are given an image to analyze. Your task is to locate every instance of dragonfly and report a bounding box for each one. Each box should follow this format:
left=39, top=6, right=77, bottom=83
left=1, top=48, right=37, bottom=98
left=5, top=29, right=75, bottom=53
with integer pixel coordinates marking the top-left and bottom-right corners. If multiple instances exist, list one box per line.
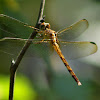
left=0, top=14, right=97, bottom=86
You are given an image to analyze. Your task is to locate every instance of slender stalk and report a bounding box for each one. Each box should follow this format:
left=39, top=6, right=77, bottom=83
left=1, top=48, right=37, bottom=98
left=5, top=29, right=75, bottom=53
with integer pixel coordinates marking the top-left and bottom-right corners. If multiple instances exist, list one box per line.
left=9, top=0, right=45, bottom=100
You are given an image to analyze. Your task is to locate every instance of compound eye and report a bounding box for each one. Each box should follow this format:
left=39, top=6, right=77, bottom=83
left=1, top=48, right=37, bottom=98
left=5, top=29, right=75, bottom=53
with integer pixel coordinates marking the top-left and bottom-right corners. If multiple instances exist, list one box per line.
left=55, top=33, right=57, bottom=36
left=40, top=23, right=46, bottom=30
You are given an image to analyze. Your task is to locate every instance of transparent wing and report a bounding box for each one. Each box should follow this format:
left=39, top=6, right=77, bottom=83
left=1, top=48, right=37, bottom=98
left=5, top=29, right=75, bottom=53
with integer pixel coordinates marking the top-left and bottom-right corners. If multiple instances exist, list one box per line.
left=0, top=37, right=52, bottom=57
left=0, top=37, right=97, bottom=59
left=60, top=41, right=97, bottom=59
left=0, top=14, right=34, bottom=39
left=57, top=19, right=89, bottom=40
left=0, top=14, right=45, bottom=57
left=0, top=38, right=27, bottom=56
left=0, top=13, right=51, bottom=57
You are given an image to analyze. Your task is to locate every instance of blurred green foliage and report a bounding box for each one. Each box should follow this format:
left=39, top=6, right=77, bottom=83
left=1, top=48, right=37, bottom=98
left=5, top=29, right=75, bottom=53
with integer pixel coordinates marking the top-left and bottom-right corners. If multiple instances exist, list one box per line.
left=0, top=75, right=37, bottom=100
left=0, top=0, right=20, bottom=13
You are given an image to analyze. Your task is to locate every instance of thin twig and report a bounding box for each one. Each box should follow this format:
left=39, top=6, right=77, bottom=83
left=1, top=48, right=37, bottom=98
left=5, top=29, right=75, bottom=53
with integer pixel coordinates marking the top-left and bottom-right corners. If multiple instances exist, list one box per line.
left=9, top=0, right=45, bottom=100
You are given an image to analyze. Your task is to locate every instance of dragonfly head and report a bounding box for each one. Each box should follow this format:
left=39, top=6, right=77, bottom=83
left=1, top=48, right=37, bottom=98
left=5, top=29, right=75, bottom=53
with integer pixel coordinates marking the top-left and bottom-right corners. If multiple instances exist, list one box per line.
left=39, top=16, right=51, bottom=30
left=40, top=22, right=51, bottom=30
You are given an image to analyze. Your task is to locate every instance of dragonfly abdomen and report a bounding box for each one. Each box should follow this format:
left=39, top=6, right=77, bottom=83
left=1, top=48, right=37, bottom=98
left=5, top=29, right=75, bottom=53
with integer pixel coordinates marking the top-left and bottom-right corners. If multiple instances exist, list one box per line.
left=52, top=42, right=82, bottom=86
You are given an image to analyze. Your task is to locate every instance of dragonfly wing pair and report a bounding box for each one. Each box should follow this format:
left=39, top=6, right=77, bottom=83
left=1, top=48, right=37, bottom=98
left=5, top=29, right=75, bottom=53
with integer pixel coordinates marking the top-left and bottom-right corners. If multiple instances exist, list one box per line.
left=0, top=14, right=97, bottom=59
left=56, top=19, right=97, bottom=59
left=0, top=14, right=48, bottom=57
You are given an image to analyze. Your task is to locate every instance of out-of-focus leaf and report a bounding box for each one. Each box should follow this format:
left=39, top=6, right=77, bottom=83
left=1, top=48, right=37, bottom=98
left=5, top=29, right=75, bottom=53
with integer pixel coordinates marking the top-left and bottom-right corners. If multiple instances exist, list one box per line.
left=0, top=75, right=37, bottom=100
left=5, top=0, right=20, bottom=11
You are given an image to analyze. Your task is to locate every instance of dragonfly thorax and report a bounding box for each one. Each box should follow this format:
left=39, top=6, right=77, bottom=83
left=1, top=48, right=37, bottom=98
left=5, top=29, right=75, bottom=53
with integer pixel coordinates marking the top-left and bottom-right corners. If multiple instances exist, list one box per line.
left=44, top=28, right=57, bottom=42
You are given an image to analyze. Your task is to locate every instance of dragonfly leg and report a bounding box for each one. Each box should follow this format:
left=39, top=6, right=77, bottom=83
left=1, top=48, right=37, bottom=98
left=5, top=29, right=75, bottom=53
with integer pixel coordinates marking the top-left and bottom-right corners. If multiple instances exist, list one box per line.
left=34, top=39, right=45, bottom=44
left=53, top=43, right=82, bottom=86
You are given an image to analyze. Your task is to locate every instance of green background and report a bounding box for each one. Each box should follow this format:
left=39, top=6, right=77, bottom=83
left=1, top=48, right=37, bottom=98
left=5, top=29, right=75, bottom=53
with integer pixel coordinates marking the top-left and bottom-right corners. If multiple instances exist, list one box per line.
left=0, top=0, right=100, bottom=100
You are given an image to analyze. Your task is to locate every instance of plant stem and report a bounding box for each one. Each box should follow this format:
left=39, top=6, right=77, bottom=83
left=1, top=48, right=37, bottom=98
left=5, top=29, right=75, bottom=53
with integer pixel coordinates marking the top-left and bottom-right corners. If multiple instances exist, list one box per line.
left=9, top=0, right=45, bottom=100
